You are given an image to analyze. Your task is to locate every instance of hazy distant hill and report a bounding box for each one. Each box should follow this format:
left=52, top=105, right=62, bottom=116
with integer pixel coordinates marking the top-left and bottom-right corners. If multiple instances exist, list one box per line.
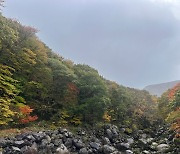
left=144, top=80, right=180, bottom=96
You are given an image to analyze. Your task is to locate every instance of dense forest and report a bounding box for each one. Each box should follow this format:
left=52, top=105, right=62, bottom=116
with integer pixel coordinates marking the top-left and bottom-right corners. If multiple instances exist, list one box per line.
left=0, top=6, right=179, bottom=140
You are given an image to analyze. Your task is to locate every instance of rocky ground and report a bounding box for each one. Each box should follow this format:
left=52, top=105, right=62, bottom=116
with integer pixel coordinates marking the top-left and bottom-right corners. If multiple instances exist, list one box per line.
left=0, top=124, right=179, bottom=154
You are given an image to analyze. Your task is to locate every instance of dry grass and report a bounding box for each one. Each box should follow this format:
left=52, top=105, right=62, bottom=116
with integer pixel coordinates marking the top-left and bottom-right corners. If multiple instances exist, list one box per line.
left=0, top=127, right=44, bottom=138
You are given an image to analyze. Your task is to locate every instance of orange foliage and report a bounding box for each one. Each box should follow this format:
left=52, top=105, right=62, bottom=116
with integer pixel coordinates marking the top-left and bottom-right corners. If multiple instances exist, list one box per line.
left=19, top=105, right=38, bottom=124
left=19, top=106, right=33, bottom=115
left=20, top=116, right=38, bottom=124
left=168, top=83, right=180, bottom=101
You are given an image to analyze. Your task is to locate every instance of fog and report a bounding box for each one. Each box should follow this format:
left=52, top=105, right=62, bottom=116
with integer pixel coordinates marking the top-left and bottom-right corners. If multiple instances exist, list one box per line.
left=3, top=0, right=180, bottom=88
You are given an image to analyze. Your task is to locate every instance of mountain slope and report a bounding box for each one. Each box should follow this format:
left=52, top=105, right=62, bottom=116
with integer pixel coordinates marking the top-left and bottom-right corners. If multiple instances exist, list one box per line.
left=144, top=80, right=180, bottom=96
left=0, top=13, right=158, bottom=129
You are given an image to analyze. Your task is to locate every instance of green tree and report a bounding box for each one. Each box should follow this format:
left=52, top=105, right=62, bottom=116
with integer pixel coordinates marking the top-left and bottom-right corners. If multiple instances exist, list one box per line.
left=73, top=64, right=110, bottom=124
left=0, top=64, right=22, bottom=125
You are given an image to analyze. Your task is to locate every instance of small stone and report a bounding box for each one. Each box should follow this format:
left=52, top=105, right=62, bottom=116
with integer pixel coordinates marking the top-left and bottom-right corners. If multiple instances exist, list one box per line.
left=12, top=146, right=21, bottom=152
left=81, top=131, right=86, bottom=135
left=54, top=139, right=63, bottom=146
left=150, top=142, right=158, bottom=150
left=146, top=138, right=153, bottom=143
left=90, top=142, right=101, bottom=150
left=127, top=138, right=134, bottom=145
left=46, top=135, right=51, bottom=143
left=106, top=129, right=113, bottom=140
left=41, top=139, right=49, bottom=147
left=79, top=148, right=88, bottom=154
left=116, top=142, right=130, bottom=150
left=103, top=145, right=115, bottom=154
left=64, top=133, right=69, bottom=137
left=62, top=129, right=68, bottom=133
left=64, top=138, right=73, bottom=148
left=14, top=140, right=25, bottom=148
left=21, top=145, right=38, bottom=154
left=26, top=135, right=35, bottom=141
left=141, top=134, right=147, bottom=139
left=126, top=150, right=133, bottom=154
left=142, top=150, right=150, bottom=154
left=102, top=137, right=110, bottom=144
left=73, top=139, right=84, bottom=149
left=138, top=138, right=147, bottom=147
left=120, top=128, right=126, bottom=133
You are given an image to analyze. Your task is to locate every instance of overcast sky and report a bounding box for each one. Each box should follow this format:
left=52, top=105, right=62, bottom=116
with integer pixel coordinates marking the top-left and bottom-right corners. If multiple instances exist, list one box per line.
left=2, top=0, right=180, bottom=88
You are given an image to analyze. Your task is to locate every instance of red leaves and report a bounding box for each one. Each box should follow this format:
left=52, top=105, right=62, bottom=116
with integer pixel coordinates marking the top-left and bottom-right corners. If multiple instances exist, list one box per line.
left=19, top=105, right=38, bottom=124
left=19, top=106, right=33, bottom=115
left=20, top=115, right=38, bottom=124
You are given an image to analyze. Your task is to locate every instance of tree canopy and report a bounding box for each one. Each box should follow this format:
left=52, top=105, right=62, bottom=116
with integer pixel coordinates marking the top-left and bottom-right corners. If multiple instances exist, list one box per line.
left=0, top=13, right=159, bottom=130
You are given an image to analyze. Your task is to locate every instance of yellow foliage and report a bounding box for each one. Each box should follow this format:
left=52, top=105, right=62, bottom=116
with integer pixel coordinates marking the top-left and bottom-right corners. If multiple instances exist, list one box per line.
left=70, top=117, right=82, bottom=126
left=103, top=111, right=111, bottom=122
left=166, top=108, right=180, bottom=123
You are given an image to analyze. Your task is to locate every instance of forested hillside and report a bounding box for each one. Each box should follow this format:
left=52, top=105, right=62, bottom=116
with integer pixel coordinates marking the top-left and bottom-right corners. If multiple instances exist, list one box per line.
left=0, top=4, right=180, bottom=153
left=158, top=83, right=180, bottom=138
left=0, top=13, right=159, bottom=130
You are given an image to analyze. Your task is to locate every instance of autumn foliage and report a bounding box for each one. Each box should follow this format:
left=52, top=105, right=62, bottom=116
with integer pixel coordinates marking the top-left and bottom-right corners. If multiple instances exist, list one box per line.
left=166, top=83, right=180, bottom=138
left=19, top=105, right=38, bottom=124
left=168, top=83, right=180, bottom=101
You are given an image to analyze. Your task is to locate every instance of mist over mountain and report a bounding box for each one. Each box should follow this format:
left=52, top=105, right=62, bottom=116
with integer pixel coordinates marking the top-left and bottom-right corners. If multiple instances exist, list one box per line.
left=3, top=0, right=180, bottom=88
left=144, top=80, right=180, bottom=96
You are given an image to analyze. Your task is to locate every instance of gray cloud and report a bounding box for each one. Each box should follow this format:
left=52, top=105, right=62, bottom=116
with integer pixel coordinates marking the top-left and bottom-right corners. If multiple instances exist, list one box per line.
left=3, top=0, right=180, bottom=88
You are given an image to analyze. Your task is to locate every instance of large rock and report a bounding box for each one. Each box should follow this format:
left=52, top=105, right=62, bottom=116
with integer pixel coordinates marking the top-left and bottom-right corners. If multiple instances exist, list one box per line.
left=79, top=148, right=88, bottom=154
left=150, top=142, right=158, bottom=150
left=103, top=145, right=116, bottom=154
left=54, top=139, right=63, bottom=146
left=73, top=139, right=84, bottom=149
left=33, top=132, right=45, bottom=142
left=56, top=144, right=69, bottom=154
left=14, top=140, right=25, bottom=148
left=21, top=143, right=38, bottom=154
left=12, top=146, right=21, bottom=152
left=116, top=142, right=130, bottom=151
left=138, top=138, right=148, bottom=148
left=64, top=138, right=73, bottom=148
left=142, top=150, right=150, bottom=154
left=157, top=144, right=170, bottom=153
left=102, top=137, right=110, bottom=145
left=106, top=129, right=113, bottom=140
left=127, top=138, right=134, bottom=145
left=90, top=142, right=101, bottom=150
left=126, top=150, right=133, bottom=154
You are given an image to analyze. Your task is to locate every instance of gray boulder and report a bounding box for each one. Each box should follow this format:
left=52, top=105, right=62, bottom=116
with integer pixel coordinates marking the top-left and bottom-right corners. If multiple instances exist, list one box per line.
left=73, top=139, right=84, bottom=149
left=79, top=148, right=88, bottom=154
left=157, top=144, right=170, bottom=153
left=90, top=142, right=101, bottom=150
left=116, top=142, right=130, bottom=151
left=56, top=144, right=69, bottom=154
left=125, top=150, right=133, bottom=154
left=103, top=144, right=116, bottom=154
